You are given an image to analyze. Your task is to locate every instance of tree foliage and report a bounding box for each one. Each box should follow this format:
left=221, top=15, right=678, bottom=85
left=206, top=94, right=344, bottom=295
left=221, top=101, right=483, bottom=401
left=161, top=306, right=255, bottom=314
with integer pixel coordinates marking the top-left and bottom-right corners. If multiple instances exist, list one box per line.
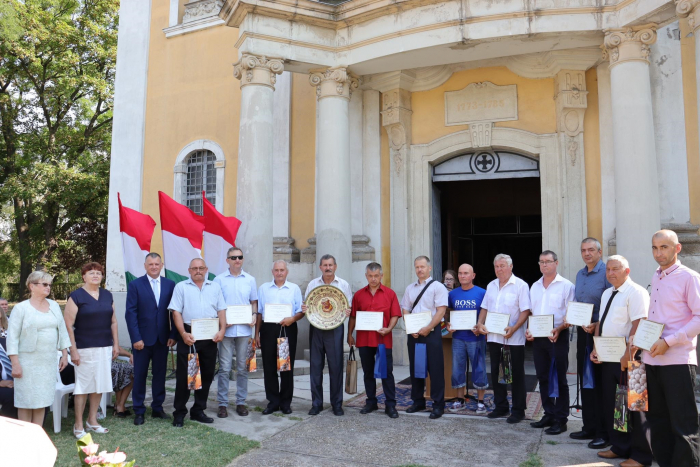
left=0, top=0, right=118, bottom=293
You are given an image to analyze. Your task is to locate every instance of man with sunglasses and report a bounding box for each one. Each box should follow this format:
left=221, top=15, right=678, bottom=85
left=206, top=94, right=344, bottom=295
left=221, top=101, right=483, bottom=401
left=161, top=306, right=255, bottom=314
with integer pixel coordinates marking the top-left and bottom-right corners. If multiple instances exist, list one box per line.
left=213, top=247, right=258, bottom=418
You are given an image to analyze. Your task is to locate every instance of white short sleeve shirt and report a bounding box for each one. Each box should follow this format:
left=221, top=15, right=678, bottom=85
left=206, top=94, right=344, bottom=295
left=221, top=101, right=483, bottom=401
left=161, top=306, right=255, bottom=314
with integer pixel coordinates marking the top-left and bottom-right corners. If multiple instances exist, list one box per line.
left=599, top=278, right=649, bottom=338
left=530, top=274, right=575, bottom=328
left=482, top=274, right=531, bottom=346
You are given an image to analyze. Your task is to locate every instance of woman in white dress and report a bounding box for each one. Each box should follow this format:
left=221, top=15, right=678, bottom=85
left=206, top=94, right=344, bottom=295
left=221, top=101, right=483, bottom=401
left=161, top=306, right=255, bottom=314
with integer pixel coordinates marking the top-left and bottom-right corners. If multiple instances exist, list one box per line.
left=6, top=271, right=70, bottom=425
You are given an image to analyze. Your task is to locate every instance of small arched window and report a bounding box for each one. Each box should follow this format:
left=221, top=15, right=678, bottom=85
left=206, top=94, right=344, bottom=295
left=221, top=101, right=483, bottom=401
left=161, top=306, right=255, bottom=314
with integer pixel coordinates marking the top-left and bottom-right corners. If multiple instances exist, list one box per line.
left=185, top=149, right=216, bottom=215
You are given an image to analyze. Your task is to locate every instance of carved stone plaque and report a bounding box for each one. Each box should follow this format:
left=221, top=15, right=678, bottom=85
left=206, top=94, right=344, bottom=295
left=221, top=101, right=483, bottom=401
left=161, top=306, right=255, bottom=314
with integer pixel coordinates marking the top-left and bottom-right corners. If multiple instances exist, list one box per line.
left=445, top=82, right=518, bottom=126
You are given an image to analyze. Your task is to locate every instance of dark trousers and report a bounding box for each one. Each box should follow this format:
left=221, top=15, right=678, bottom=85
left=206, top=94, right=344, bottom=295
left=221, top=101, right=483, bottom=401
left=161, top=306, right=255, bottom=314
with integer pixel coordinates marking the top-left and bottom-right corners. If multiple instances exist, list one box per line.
left=646, top=363, right=700, bottom=467
left=132, top=340, right=169, bottom=415
left=260, top=322, right=297, bottom=410
left=309, top=325, right=344, bottom=409
left=173, top=326, right=218, bottom=420
left=407, top=327, right=444, bottom=409
left=358, top=346, right=396, bottom=408
left=577, top=327, right=606, bottom=438
left=533, top=330, right=570, bottom=424
left=489, top=342, right=526, bottom=416
left=601, top=362, right=653, bottom=465
left=0, top=385, right=16, bottom=418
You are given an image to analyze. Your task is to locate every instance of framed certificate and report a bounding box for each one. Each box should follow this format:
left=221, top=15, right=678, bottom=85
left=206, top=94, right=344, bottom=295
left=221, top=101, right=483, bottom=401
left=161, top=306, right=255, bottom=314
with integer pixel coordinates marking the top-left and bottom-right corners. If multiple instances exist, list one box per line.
left=355, top=311, right=384, bottom=331
left=593, top=336, right=627, bottom=362
left=263, top=303, right=293, bottom=323
left=226, top=305, right=253, bottom=325
left=529, top=314, right=554, bottom=338
left=190, top=318, right=219, bottom=341
left=633, top=319, right=665, bottom=351
left=484, top=312, right=510, bottom=336
left=404, top=312, right=432, bottom=334
left=566, top=302, right=594, bottom=327
left=450, top=310, right=477, bottom=331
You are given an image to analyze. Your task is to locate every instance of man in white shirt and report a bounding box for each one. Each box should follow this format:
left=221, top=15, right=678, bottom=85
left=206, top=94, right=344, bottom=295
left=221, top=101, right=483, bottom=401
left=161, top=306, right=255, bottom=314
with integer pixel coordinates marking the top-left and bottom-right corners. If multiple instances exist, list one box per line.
left=526, top=250, right=575, bottom=435
left=476, top=253, right=531, bottom=424
left=303, top=254, right=352, bottom=416
left=400, top=256, right=449, bottom=419
left=591, top=255, right=652, bottom=467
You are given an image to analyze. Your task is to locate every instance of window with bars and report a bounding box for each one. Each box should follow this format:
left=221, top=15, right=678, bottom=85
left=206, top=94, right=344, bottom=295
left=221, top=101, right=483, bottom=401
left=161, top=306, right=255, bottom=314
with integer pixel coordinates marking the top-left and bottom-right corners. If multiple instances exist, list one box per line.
left=185, top=150, right=217, bottom=215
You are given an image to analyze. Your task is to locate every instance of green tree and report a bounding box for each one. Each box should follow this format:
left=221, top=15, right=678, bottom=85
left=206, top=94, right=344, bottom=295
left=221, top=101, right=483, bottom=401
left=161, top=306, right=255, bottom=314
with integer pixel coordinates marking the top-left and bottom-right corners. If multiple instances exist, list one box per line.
left=0, top=0, right=118, bottom=294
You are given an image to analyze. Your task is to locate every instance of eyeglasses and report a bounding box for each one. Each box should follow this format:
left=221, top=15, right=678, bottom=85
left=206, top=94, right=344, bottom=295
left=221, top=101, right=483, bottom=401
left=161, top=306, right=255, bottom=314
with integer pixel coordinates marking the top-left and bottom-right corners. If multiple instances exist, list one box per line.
left=189, top=267, right=207, bottom=271
left=538, top=261, right=556, bottom=265
left=228, top=255, right=243, bottom=260
left=32, top=282, right=52, bottom=287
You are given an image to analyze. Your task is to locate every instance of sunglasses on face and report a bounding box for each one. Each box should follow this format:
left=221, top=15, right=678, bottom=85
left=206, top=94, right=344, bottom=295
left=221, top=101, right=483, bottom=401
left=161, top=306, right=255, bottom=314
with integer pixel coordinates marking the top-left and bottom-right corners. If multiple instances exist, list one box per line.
left=33, top=282, right=52, bottom=287
left=228, top=255, right=243, bottom=260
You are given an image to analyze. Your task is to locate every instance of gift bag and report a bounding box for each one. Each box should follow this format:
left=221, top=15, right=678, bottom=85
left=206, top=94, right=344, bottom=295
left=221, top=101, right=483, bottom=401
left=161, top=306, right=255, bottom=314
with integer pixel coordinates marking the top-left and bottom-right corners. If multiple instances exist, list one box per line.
left=614, top=383, right=629, bottom=432
left=414, top=343, right=427, bottom=379
left=374, top=343, right=387, bottom=379
left=548, top=357, right=559, bottom=399
left=583, top=345, right=595, bottom=389
left=187, top=345, right=202, bottom=391
left=627, top=360, right=648, bottom=412
left=472, top=345, right=488, bottom=388
left=345, top=346, right=358, bottom=394
left=277, top=328, right=291, bottom=372
left=498, top=345, right=513, bottom=384
left=246, top=338, right=257, bottom=373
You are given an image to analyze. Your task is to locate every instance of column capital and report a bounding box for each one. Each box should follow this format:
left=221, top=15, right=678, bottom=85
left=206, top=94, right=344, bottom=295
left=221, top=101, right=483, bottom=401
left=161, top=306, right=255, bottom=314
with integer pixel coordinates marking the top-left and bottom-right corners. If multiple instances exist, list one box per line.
left=309, top=67, right=360, bottom=100
left=233, top=54, right=284, bottom=90
left=602, top=24, right=657, bottom=68
left=677, top=0, right=700, bottom=31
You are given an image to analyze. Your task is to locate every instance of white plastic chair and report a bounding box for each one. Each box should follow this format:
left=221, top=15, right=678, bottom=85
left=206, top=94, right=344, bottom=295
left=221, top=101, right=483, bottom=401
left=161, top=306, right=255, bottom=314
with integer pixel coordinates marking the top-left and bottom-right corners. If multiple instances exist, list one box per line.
left=52, top=352, right=74, bottom=433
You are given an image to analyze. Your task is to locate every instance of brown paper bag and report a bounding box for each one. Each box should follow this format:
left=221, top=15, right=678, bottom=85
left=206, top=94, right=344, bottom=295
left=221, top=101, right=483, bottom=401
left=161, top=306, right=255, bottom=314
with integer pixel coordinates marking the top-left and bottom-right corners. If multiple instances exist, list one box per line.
left=345, top=346, right=357, bottom=394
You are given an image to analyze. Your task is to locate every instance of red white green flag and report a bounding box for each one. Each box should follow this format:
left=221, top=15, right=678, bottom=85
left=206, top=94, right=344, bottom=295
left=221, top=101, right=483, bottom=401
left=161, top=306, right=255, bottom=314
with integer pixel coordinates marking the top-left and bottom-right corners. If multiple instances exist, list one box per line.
left=158, top=191, right=205, bottom=283
left=202, top=193, right=242, bottom=280
left=118, top=193, right=156, bottom=285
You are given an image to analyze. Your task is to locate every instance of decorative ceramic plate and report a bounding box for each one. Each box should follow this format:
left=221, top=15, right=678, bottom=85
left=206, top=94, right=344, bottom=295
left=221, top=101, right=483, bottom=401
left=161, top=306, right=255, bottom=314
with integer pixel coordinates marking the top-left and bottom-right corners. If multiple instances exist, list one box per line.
left=305, top=285, right=349, bottom=330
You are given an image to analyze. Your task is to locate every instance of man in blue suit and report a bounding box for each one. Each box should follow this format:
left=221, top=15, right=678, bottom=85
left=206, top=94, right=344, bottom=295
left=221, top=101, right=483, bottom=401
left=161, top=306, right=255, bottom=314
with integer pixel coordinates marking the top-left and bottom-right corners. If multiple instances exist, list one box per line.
left=125, top=252, right=176, bottom=425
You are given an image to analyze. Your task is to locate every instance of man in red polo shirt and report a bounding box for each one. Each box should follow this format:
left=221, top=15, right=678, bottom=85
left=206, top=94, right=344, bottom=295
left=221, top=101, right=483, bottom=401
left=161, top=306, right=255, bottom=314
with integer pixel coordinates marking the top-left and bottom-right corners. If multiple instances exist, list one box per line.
left=348, top=262, right=402, bottom=418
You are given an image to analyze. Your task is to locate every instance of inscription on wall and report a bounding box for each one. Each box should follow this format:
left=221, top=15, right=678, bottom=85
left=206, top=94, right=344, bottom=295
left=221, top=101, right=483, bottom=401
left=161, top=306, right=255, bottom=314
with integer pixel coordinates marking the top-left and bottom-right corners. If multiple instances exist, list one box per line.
left=444, top=82, right=518, bottom=126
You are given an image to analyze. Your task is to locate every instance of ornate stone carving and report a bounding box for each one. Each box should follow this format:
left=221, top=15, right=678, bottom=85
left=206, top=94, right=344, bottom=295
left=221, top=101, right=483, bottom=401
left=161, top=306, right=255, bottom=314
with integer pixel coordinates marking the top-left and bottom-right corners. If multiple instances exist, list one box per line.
left=308, top=67, right=359, bottom=100
left=183, top=0, right=224, bottom=23
left=677, top=0, right=700, bottom=31
left=470, top=122, right=493, bottom=148
left=233, top=54, right=284, bottom=89
left=567, top=137, right=579, bottom=166
left=554, top=70, right=588, bottom=137
left=602, top=24, right=658, bottom=68
left=381, top=88, right=412, bottom=175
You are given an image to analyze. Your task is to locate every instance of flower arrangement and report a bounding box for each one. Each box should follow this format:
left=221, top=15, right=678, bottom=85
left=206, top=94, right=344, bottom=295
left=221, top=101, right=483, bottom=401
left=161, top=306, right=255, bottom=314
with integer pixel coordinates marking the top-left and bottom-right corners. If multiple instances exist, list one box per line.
left=76, top=434, right=135, bottom=467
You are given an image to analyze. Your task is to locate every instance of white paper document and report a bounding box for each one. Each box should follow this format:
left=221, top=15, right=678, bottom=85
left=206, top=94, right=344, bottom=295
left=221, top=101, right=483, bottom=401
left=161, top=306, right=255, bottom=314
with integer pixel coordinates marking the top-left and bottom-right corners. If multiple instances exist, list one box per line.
left=263, top=303, right=293, bottom=323
left=593, top=336, right=628, bottom=362
left=565, top=302, right=594, bottom=327
left=450, top=310, right=477, bottom=331
left=484, top=312, right=510, bottom=336
left=404, top=312, right=432, bottom=334
left=355, top=311, right=384, bottom=331
left=529, top=315, right=554, bottom=338
left=633, top=319, right=665, bottom=351
left=226, top=305, right=253, bottom=325
left=190, top=318, right=219, bottom=341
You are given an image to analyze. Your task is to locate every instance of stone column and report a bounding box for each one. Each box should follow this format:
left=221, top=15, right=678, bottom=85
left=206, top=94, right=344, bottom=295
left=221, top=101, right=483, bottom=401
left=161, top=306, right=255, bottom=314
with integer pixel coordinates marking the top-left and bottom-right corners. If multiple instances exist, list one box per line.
left=677, top=0, right=700, bottom=181
left=362, top=90, right=382, bottom=264
left=233, top=54, right=283, bottom=283
left=309, top=68, right=359, bottom=281
left=603, top=25, right=661, bottom=284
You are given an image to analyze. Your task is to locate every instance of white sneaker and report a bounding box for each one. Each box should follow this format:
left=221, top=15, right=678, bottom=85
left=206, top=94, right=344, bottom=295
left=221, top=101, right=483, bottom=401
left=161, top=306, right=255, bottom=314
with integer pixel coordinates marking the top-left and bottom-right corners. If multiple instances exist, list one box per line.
left=476, top=403, right=487, bottom=414
left=448, top=401, right=465, bottom=412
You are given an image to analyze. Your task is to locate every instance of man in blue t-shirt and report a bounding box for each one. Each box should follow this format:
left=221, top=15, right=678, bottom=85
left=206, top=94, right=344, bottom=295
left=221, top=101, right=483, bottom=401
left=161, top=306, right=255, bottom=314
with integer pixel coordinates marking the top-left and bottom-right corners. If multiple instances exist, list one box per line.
left=446, top=263, right=488, bottom=413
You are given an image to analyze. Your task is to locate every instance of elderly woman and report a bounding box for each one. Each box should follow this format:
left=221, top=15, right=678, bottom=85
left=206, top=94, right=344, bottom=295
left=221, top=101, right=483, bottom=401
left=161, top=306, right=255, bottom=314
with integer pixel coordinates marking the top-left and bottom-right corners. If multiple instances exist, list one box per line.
left=6, top=272, right=71, bottom=425
left=443, top=270, right=457, bottom=291
left=64, top=262, right=118, bottom=438
left=112, top=346, right=134, bottom=417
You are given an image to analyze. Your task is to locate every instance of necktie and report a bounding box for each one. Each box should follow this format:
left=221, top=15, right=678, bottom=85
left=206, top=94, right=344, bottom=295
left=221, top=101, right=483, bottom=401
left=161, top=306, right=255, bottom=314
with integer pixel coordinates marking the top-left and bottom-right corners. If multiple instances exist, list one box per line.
left=599, top=290, right=619, bottom=335
left=0, top=344, right=12, bottom=381
left=153, top=279, right=160, bottom=306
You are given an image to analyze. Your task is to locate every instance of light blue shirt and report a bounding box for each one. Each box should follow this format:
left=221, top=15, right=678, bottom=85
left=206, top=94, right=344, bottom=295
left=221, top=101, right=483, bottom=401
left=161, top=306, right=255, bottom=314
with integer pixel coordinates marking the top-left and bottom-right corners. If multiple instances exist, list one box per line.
left=258, top=280, right=303, bottom=320
left=214, top=269, right=258, bottom=337
left=168, top=279, right=227, bottom=325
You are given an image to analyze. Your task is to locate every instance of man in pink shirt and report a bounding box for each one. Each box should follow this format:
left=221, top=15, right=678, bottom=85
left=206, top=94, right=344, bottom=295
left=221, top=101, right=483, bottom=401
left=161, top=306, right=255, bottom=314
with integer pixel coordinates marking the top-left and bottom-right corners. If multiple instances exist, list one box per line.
left=642, top=229, right=700, bottom=467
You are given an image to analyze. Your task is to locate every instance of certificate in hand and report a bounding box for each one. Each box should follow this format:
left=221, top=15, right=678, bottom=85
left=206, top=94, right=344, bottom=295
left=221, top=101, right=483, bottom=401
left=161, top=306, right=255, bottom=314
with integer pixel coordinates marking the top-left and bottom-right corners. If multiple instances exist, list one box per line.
left=529, top=314, right=554, bottom=338
left=263, top=303, right=293, bottom=323
left=191, top=318, right=219, bottom=341
left=593, top=336, right=627, bottom=362
left=565, top=302, right=594, bottom=327
left=355, top=311, right=384, bottom=331
left=484, top=312, right=510, bottom=335
left=226, top=305, right=253, bottom=325
left=633, top=319, right=665, bottom=351
left=450, top=310, right=477, bottom=331
left=404, top=312, right=432, bottom=335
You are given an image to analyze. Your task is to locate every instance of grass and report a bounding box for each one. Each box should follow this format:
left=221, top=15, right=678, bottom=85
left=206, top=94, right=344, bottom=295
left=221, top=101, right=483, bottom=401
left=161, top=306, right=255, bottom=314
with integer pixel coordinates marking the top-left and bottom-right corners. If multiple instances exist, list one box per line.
left=518, top=453, right=543, bottom=467
left=46, top=408, right=259, bottom=466
left=545, top=440, right=558, bottom=445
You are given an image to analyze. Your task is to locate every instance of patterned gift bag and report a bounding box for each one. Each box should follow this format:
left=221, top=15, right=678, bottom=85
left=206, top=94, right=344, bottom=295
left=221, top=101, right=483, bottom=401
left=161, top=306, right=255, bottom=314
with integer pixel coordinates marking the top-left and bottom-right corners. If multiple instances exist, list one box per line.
left=627, top=360, right=648, bottom=411
left=277, top=327, right=291, bottom=372
left=187, top=345, right=202, bottom=391
left=498, top=345, right=513, bottom=384
left=614, top=383, right=629, bottom=432
left=246, top=338, right=257, bottom=373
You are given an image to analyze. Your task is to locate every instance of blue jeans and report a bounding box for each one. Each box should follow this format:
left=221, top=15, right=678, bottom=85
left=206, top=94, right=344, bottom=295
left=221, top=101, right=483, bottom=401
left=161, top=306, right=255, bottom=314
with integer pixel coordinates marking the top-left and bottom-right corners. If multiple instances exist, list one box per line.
left=217, top=336, right=249, bottom=406
left=451, top=338, right=488, bottom=389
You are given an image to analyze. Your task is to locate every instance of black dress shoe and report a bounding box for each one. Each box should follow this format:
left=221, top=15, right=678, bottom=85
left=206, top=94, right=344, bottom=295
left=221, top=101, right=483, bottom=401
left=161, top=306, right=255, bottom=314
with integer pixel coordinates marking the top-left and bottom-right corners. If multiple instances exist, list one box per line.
left=530, top=416, right=555, bottom=428
left=190, top=413, right=214, bottom=424
left=152, top=410, right=171, bottom=420
left=133, top=414, right=145, bottom=426
left=545, top=423, right=567, bottom=435
left=360, top=404, right=379, bottom=414
left=405, top=403, right=426, bottom=413
left=569, top=430, right=596, bottom=440
left=281, top=407, right=292, bottom=415
left=506, top=414, right=525, bottom=424
left=333, top=407, right=344, bottom=416
left=429, top=408, right=444, bottom=419
left=173, top=418, right=184, bottom=428
left=308, top=406, right=321, bottom=416
left=385, top=407, right=399, bottom=419
left=588, top=438, right=611, bottom=449
left=262, top=407, right=279, bottom=415
left=487, top=410, right=509, bottom=419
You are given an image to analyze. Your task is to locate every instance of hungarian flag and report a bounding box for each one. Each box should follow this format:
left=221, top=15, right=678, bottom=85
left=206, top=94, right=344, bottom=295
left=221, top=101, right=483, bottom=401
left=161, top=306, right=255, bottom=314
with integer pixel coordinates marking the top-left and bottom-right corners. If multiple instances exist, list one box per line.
left=118, top=193, right=156, bottom=286
left=158, top=191, right=205, bottom=283
left=203, top=193, right=242, bottom=280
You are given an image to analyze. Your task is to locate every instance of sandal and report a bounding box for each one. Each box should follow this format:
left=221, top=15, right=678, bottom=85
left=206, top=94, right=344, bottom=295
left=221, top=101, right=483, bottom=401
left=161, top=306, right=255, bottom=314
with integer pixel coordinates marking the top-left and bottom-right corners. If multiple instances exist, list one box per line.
left=73, top=425, right=87, bottom=439
left=85, top=422, right=109, bottom=434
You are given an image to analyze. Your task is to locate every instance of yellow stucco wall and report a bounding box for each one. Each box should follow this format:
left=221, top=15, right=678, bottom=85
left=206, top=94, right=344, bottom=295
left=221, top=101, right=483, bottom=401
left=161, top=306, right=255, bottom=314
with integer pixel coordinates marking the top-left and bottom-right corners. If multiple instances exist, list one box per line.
left=680, top=18, right=700, bottom=225
left=584, top=68, right=603, bottom=242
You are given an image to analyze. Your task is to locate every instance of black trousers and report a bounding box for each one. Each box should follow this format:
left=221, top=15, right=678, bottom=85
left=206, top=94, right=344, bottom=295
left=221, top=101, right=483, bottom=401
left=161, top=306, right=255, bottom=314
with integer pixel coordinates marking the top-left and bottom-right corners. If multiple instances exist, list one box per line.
left=359, top=346, right=396, bottom=407
left=601, top=362, right=653, bottom=465
left=407, top=327, right=444, bottom=408
left=173, top=325, right=218, bottom=420
left=309, top=325, right=344, bottom=409
left=132, top=340, right=169, bottom=415
left=489, top=342, right=526, bottom=416
left=646, top=363, right=700, bottom=467
left=533, top=330, right=570, bottom=424
left=0, top=385, right=16, bottom=418
left=260, top=322, right=297, bottom=410
left=577, top=327, right=606, bottom=438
